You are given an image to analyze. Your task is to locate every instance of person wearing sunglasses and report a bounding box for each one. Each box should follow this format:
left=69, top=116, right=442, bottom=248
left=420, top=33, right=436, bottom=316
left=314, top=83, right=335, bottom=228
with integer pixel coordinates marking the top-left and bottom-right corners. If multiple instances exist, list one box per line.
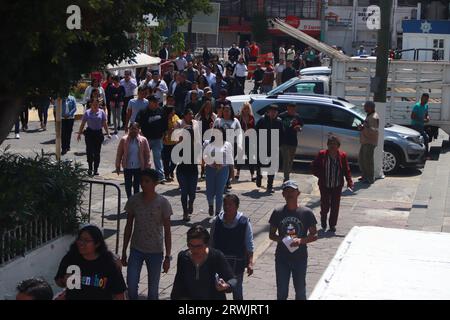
left=171, top=225, right=237, bottom=300
left=54, top=225, right=126, bottom=300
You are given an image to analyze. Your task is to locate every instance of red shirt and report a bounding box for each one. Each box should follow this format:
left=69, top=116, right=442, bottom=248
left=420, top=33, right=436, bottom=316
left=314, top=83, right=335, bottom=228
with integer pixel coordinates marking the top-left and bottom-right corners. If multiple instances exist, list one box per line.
left=250, top=44, right=260, bottom=58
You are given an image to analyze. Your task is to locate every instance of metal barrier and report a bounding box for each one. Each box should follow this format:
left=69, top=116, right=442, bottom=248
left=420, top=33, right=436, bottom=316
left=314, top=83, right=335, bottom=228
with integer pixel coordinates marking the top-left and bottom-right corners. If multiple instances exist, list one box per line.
left=82, top=179, right=122, bottom=254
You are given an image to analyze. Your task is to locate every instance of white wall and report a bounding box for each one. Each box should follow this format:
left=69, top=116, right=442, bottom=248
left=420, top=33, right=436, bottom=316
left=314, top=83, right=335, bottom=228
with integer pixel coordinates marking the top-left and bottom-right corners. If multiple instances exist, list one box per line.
left=403, top=33, right=450, bottom=61
left=0, top=235, right=75, bottom=300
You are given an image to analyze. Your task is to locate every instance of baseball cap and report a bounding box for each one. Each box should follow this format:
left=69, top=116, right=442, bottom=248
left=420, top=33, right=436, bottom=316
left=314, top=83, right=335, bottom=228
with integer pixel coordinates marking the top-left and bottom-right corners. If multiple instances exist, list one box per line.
left=282, top=180, right=299, bottom=190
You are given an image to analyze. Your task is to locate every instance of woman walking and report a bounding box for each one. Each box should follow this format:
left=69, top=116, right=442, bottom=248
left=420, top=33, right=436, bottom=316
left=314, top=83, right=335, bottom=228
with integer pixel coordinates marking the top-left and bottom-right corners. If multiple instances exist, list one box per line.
left=162, top=105, right=180, bottom=182
left=312, top=135, right=353, bottom=232
left=116, top=122, right=151, bottom=198
left=203, top=127, right=234, bottom=216
left=54, top=225, right=126, bottom=300
left=77, top=98, right=111, bottom=176
left=171, top=225, right=236, bottom=300
left=236, top=102, right=256, bottom=181
left=214, top=104, right=242, bottom=190
left=195, top=99, right=217, bottom=179
left=175, top=109, right=201, bottom=221
left=109, top=76, right=126, bottom=134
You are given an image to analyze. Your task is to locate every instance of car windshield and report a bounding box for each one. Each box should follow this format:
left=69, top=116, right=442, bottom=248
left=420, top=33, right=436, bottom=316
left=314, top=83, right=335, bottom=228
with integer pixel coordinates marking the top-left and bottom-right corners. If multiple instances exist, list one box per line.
left=267, top=77, right=298, bottom=95
left=337, top=100, right=366, bottom=119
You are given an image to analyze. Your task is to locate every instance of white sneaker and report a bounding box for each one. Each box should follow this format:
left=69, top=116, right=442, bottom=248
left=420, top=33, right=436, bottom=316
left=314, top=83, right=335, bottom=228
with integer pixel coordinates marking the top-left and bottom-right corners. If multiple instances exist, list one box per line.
left=15, top=133, right=20, bottom=139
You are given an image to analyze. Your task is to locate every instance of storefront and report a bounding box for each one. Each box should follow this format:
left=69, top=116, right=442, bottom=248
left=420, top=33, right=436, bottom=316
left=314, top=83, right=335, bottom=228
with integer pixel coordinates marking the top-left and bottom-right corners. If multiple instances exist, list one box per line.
left=402, top=20, right=450, bottom=61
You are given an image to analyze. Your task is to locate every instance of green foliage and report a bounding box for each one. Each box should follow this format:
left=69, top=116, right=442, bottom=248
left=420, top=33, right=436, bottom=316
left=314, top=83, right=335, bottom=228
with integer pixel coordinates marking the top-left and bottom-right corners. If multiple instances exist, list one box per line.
left=0, top=149, right=88, bottom=232
left=169, top=32, right=186, bottom=55
left=0, top=0, right=212, bottom=98
left=251, top=12, right=269, bottom=43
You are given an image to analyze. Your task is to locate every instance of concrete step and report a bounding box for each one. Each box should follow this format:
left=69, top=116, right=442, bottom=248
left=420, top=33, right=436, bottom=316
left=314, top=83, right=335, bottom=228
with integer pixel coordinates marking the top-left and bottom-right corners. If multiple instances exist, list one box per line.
left=407, top=130, right=450, bottom=232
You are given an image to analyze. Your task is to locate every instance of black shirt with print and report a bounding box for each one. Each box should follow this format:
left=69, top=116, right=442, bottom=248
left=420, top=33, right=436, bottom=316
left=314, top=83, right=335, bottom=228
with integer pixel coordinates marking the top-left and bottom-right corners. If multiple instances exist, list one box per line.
left=269, top=205, right=317, bottom=260
left=55, top=252, right=126, bottom=300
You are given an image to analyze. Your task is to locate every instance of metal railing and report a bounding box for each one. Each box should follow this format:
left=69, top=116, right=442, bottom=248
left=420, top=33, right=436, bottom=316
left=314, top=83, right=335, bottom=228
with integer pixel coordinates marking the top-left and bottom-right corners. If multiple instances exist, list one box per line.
left=0, top=217, right=64, bottom=266
left=82, top=179, right=122, bottom=254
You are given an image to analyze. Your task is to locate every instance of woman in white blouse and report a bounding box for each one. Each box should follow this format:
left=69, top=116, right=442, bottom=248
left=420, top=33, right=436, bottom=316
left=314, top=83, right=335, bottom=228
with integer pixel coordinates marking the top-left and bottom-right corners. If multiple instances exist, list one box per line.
left=203, top=127, right=234, bottom=216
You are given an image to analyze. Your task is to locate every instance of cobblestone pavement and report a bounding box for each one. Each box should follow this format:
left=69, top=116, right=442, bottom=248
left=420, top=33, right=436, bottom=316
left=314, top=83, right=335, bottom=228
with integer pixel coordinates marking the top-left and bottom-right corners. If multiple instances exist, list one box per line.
left=4, top=108, right=422, bottom=300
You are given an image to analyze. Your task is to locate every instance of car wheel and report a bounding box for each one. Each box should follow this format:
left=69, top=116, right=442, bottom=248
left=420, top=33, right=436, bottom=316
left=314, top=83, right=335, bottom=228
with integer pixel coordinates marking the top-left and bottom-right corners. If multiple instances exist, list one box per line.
left=383, top=146, right=401, bottom=175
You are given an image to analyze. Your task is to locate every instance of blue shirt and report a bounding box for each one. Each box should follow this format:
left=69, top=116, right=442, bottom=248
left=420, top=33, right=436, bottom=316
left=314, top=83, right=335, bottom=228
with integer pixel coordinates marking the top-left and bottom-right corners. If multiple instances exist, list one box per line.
left=411, top=102, right=428, bottom=128
left=126, top=138, right=141, bottom=169
left=83, top=109, right=106, bottom=130
left=62, top=96, right=77, bottom=118
left=127, top=98, right=149, bottom=123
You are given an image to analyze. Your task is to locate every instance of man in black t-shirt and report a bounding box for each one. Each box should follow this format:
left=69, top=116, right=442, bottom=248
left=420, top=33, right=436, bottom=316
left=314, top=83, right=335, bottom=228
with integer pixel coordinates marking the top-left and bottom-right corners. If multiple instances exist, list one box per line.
left=281, top=60, right=297, bottom=84
left=135, top=96, right=168, bottom=182
left=269, top=180, right=317, bottom=300
left=279, top=104, right=303, bottom=182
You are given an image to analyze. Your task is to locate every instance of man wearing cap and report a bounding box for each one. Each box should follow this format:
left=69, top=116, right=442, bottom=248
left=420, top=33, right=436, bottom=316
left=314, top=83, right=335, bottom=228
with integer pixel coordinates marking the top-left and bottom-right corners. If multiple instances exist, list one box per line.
left=147, top=71, right=168, bottom=106
left=135, top=95, right=168, bottom=183
left=269, top=180, right=318, bottom=300
left=255, top=104, right=283, bottom=192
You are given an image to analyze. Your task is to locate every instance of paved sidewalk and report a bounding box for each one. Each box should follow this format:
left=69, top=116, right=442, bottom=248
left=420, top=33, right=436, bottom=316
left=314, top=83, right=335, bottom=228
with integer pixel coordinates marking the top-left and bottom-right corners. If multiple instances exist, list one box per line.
left=4, top=119, right=423, bottom=300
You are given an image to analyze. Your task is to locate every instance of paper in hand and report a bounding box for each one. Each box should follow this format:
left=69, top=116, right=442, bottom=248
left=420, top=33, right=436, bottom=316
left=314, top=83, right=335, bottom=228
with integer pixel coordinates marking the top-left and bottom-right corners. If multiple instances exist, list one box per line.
left=282, top=236, right=299, bottom=253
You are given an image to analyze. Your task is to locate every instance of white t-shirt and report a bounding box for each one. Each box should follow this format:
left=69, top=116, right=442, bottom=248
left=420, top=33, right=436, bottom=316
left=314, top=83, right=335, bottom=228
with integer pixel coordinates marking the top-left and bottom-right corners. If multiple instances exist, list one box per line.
left=203, top=140, right=234, bottom=166
left=205, top=73, right=216, bottom=87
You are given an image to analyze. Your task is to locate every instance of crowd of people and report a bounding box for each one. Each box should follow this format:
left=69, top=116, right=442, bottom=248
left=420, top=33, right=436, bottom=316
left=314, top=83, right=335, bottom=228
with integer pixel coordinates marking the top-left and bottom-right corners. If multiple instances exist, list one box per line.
left=13, top=41, right=436, bottom=301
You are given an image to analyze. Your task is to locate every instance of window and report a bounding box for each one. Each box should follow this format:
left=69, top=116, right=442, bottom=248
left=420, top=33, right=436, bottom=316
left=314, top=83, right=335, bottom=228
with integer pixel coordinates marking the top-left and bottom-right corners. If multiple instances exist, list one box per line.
left=323, top=106, right=360, bottom=130
left=264, top=0, right=319, bottom=19
left=295, top=103, right=322, bottom=125
left=433, top=39, right=444, bottom=60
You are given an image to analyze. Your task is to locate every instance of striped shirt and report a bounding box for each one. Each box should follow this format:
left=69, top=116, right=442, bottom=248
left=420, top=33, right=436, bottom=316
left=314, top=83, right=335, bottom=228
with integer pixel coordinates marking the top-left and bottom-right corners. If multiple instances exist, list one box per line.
left=325, top=155, right=341, bottom=188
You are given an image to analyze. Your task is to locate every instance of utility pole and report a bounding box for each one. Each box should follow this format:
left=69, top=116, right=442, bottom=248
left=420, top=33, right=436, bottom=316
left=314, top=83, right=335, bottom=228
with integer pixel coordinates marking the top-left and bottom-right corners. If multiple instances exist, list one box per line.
left=320, top=0, right=327, bottom=42
left=373, top=0, right=393, bottom=179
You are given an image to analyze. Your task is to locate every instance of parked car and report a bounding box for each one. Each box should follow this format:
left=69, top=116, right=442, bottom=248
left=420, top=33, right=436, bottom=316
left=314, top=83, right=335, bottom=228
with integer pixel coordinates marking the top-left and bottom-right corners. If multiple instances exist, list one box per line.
left=267, top=75, right=330, bottom=95
left=299, top=66, right=332, bottom=76
left=228, top=94, right=425, bottom=174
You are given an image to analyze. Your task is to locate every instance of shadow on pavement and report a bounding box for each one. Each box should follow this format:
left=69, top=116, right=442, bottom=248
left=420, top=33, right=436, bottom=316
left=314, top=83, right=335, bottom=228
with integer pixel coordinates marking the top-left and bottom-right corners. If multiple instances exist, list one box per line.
left=41, top=139, right=56, bottom=145
left=74, top=152, right=86, bottom=156
left=241, top=189, right=274, bottom=199
left=317, top=229, right=346, bottom=239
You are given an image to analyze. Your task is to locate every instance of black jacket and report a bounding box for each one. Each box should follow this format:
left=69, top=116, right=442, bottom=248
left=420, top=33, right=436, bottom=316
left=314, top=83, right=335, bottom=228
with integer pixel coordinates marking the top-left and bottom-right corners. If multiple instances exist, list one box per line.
left=281, top=67, right=297, bottom=84
left=171, top=248, right=236, bottom=300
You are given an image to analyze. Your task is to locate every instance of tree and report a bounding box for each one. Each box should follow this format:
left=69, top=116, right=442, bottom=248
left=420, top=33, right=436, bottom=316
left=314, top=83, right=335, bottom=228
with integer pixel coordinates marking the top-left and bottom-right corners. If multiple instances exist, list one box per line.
left=0, top=0, right=211, bottom=145
left=251, top=12, right=269, bottom=43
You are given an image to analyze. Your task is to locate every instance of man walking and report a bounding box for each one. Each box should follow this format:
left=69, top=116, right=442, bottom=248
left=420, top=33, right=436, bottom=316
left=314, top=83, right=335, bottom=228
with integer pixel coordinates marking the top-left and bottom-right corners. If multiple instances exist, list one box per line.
left=279, top=104, right=303, bottom=182
left=411, top=93, right=430, bottom=158
left=269, top=180, right=317, bottom=300
left=358, top=101, right=379, bottom=184
left=136, top=96, right=168, bottom=183
left=255, top=104, right=283, bottom=193
left=121, top=168, right=172, bottom=300
left=120, top=70, right=137, bottom=129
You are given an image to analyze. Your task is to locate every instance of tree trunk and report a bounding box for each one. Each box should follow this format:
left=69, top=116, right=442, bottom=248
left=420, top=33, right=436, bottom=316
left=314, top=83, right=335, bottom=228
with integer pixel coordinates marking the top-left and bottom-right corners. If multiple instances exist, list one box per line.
left=0, top=97, right=22, bottom=146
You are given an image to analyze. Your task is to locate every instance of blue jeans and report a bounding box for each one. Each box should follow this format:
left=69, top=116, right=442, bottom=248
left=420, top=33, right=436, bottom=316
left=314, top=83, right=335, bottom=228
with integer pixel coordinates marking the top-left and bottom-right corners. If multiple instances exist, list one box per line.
left=275, top=255, right=308, bottom=300
left=127, top=248, right=163, bottom=300
left=205, top=166, right=229, bottom=214
left=124, top=168, right=141, bottom=198
left=149, top=139, right=164, bottom=180
left=176, top=167, right=198, bottom=211
left=233, top=272, right=244, bottom=300
left=162, top=144, right=177, bottom=177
